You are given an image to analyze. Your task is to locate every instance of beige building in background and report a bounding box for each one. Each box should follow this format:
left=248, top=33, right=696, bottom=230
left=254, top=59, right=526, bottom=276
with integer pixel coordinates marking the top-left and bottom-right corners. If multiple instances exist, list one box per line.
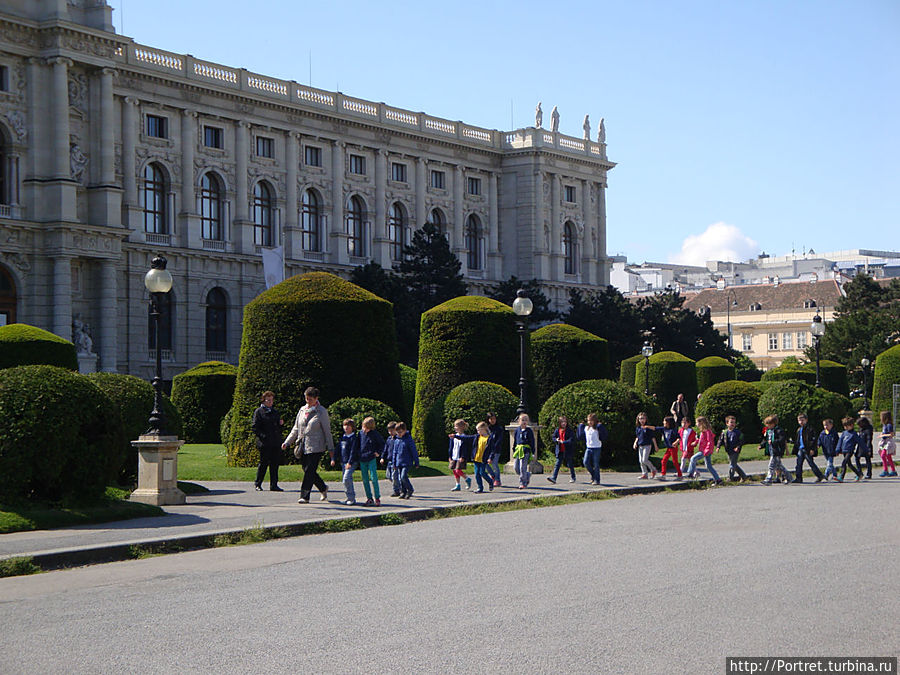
left=0, top=0, right=614, bottom=380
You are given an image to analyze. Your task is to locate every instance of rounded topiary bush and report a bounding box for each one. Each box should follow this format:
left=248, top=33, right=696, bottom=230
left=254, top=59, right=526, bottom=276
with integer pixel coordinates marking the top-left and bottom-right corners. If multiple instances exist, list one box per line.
left=817, top=359, right=849, bottom=397
left=695, top=380, right=763, bottom=443
left=761, top=363, right=817, bottom=386
left=413, top=296, right=522, bottom=457
left=171, top=361, right=238, bottom=443
left=696, top=356, right=736, bottom=394
left=539, top=379, right=660, bottom=466
left=0, top=323, right=78, bottom=371
left=0, top=366, right=121, bottom=502
left=327, top=397, right=399, bottom=446
left=756, top=380, right=845, bottom=440
left=441, top=381, right=518, bottom=462
left=634, top=351, right=697, bottom=408
left=531, top=323, right=609, bottom=407
left=619, top=354, right=642, bottom=385
left=87, top=372, right=184, bottom=484
left=227, top=272, right=402, bottom=467
left=398, top=363, right=417, bottom=422
left=812, top=388, right=855, bottom=426
left=872, top=345, right=900, bottom=417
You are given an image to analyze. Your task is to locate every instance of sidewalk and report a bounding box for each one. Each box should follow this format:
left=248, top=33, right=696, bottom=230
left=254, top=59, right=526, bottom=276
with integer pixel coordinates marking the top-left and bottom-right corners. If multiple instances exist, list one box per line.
left=0, top=457, right=886, bottom=571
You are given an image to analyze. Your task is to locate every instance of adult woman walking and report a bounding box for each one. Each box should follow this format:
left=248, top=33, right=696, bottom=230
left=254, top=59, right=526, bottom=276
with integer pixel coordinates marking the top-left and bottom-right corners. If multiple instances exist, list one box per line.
left=283, top=387, right=335, bottom=503
left=252, top=390, right=284, bottom=491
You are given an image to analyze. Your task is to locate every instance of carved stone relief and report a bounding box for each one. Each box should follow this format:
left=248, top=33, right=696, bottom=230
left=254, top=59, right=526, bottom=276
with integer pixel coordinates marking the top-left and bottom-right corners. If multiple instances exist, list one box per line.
left=68, top=71, right=88, bottom=114
left=4, top=110, right=27, bottom=142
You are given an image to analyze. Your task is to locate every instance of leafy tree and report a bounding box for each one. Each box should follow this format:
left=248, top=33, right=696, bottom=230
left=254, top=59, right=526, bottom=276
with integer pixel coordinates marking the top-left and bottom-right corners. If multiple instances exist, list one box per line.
left=635, top=289, right=733, bottom=361
left=562, top=286, right=642, bottom=372
left=488, top=276, right=558, bottom=324
left=733, top=353, right=762, bottom=382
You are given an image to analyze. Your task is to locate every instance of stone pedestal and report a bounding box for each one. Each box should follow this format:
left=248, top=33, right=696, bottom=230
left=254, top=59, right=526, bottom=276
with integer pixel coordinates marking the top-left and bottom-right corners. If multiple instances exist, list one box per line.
left=130, top=435, right=186, bottom=505
left=77, top=353, right=97, bottom=373
left=857, top=409, right=873, bottom=423
left=505, top=423, right=544, bottom=474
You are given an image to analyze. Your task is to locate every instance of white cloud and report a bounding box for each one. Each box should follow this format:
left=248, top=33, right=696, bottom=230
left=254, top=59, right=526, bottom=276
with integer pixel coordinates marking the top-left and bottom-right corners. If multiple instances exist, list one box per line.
left=670, top=222, right=759, bottom=266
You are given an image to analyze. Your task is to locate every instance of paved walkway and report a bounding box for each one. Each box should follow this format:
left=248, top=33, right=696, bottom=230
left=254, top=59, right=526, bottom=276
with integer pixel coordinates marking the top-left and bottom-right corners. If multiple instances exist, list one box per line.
left=1, top=457, right=889, bottom=569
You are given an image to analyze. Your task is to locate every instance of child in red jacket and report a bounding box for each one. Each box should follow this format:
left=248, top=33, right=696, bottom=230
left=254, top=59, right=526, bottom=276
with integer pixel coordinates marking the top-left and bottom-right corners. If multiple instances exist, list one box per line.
left=677, top=416, right=697, bottom=477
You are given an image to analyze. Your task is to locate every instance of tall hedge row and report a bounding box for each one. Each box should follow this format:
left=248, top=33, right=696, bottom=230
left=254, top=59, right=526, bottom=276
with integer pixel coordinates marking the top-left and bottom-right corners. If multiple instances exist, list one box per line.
left=757, top=380, right=854, bottom=440
left=872, top=345, right=900, bottom=417
left=633, top=351, right=697, bottom=406
left=761, top=363, right=817, bottom=386
left=619, top=354, right=642, bottom=385
left=817, top=360, right=850, bottom=397
left=327, top=397, right=399, bottom=449
left=171, top=361, right=238, bottom=443
left=0, top=323, right=78, bottom=371
left=226, top=272, right=402, bottom=466
left=531, top=323, right=609, bottom=408
left=695, top=380, right=763, bottom=442
left=696, top=356, right=736, bottom=394
left=398, top=363, right=417, bottom=422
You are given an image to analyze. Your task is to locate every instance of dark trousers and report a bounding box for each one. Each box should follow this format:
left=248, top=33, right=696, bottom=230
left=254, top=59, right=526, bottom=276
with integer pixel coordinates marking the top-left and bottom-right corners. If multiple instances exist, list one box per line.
left=855, top=453, right=872, bottom=478
left=300, top=452, right=328, bottom=499
left=551, top=450, right=576, bottom=481
left=840, top=453, right=862, bottom=479
left=726, top=450, right=747, bottom=480
left=794, top=450, right=824, bottom=481
left=255, top=446, right=281, bottom=488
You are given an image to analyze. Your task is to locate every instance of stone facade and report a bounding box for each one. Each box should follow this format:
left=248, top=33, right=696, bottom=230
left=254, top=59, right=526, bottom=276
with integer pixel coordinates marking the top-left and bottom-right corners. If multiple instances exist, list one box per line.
left=0, top=1, right=614, bottom=380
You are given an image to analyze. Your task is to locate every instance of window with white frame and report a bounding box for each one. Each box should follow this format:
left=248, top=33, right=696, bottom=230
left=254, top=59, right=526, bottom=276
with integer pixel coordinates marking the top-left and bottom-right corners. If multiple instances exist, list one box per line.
left=797, top=331, right=808, bottom=349
left=301, top=189, right=321, bottom=252
left=768, top=333, right=778, bottom=351
left=252, top=181, right=274, bottom=246
left=347, top=195, right=366, bottom=257
left=782, top=332, right=793, bottom=350
left=742, top=334, right=752, bottom=352
left=200, top=172, right=224, bottom=240
left=388, top=202, right=406, bottom=261
left=142, top=163, right=168, bottom=234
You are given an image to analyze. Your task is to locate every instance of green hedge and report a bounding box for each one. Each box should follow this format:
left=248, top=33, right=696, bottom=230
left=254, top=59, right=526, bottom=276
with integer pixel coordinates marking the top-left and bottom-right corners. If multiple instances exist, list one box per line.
left=531, top=323, right=609, bottom=408
left=538, top=379, right=660, bottom=466
left=398, top=363, right=417, bottom=422
left=817, top=360, right=849, bottom=397
left=227, top=272, right=402, bottom=467
left=619, top=354, right=642, bottom=385
left=171, top=361, right=238, bottom=443
left=327, top=397, right=399, bottom=448
left=761, top=363, right=817, bottom=386
left=695, top=380, right=763, bottom=443
left=0, top=366, right=120, bottom=502
left=441, top=381, right=518, bottom=462
left=0, top=323, right=78, bottom=371
left=412, top=295, right=522, bottom=457
left=696, top=356, right=736, bottom=394
left=634, top=350, right=697, bottom=407
left=872, top=345, right=900, bottom=417
left=87, top=372, right=183, bottom=484
left=757, top=380, right=853, bottom=440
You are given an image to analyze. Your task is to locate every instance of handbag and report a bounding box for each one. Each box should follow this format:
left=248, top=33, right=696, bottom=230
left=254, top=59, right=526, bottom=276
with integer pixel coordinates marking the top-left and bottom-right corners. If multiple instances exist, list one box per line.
left=293, top=437, right=305, bottom=459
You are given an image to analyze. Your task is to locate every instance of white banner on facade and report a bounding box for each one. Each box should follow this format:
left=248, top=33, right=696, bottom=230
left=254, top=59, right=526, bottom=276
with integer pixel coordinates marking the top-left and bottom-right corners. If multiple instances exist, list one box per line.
left=262, top=246, right=284, bottom=289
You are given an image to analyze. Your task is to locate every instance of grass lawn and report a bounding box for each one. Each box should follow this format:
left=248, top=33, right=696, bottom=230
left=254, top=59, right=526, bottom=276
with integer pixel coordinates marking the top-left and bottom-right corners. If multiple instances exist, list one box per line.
left=0, top=487, right=165, bottom=535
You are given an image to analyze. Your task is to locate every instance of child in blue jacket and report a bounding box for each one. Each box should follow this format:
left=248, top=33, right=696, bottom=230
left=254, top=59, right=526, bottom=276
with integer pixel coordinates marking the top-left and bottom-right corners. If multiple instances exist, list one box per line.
left=818, top=418, right=840, bottom=480
left=392, top=422, right=419, bottom=499
left=332, top=418, right=360, bottom=505
left=486, top=412, right=505, bottom=487
left=835, top=416, right=863, bottom=483
left=358, top=417, right=385, bottom=505
left=513, top=413, right=536, bottom=488
left=384, top=421, right=397, bottom=485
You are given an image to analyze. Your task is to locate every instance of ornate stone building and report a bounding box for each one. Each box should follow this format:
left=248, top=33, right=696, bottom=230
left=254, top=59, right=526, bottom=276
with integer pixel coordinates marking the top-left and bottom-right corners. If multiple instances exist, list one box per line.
left=0, top=0, right=614, bottom=379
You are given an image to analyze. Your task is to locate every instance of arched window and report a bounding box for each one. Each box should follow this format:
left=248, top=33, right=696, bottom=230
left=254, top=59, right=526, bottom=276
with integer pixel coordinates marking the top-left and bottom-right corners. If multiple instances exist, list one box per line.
left=142, top=163, right=167, bottom=234
left=347, top=195, right=366, bottom=257
left=301, top=189, right=320, bottom=252
left=0, top=264, right=16, bottom=325
left=563, top=221, right=577, bottom=275
left=465, top=214, right=482, bottom=270
left=388, top=202, right=406, bottom=261
left=253, top=181, right=274, bottom=247
left=148, top=291, right=173, bottom=352
left=430, top=208, right=446, bottom=238
left=200, top=172, right=224, bottom=241
left=205, top=287, right=227, bottom=353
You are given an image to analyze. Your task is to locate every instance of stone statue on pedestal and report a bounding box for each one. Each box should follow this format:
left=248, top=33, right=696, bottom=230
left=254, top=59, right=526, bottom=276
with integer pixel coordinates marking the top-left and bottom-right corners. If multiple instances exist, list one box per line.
left=598, top=117, right=606, bottom=143
left=550, top=106, right=559, bottom=133
left=72, top=318, right=94, bottom=355
left=583, top=114, right=591, bottom=140
left=535, top=101, right=543, bottom=128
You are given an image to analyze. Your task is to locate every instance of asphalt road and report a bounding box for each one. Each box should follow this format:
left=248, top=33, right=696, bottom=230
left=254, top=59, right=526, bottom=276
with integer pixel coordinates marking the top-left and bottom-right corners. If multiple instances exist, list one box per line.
left=1, top=481, right=897, bottom=674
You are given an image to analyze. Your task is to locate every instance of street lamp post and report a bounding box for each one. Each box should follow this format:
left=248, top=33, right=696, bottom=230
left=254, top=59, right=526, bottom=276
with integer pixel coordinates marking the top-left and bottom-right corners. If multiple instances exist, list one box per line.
left=725, top=289, right=738, bottom=350
left=512, top=289, right=534, bottom=416
left=641, top=340, right=654, bottom=395
left=144, top=255, right=173, bottom=435
left=811, top=311, right=825, bottom=388
left=860, top=357, right=870, bottom=408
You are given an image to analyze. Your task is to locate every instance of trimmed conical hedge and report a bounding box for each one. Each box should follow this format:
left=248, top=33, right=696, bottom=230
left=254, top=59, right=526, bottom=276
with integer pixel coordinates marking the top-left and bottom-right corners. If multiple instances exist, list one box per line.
left=171, top=361, right=238, bottom=443
left=634, top=350, right=697, bottom=406
left=531, top=323, right=609, bottom=407
left=872, top=345, right=900, bottom=418
left=0, top=323, right=78, bottom=371
left=696, top=356, right=736, bottom=394
left=226, top=272, right=402, bottom=466
left=619, top=354, right=642, bottom=385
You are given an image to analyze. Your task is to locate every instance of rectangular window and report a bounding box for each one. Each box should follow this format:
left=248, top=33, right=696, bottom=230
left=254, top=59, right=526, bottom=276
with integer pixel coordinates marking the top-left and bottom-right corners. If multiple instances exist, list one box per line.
left=768, top=333, right=778, bottom=351
left=0, top=66, right=8, bottom=92
left=256, top=136, right=274, bottom=158
left=742, top=334, right=752, bottom=352
left=431, top=170, right=445, bottom=189
left=349, top=154, right=366, bottom=175
left=304, top=146, right=322, bottom=167
left=391, top=162, right=407, bottom=183
left=782, top=332, right=793, bottom=350
left=467, top=177, right=481, bottom=195
left=797, top=331, right=808, bottom=349
left=146, top=114, right=168, bottom=139
left=564, top=185, right=577, bottom=203
left=203, top=126, right=223, bottom=149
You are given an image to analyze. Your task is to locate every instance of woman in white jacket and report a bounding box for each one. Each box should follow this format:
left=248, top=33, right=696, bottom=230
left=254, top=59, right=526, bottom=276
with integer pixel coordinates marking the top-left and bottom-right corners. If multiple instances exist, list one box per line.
left=283, top=387, right=335, bottom=503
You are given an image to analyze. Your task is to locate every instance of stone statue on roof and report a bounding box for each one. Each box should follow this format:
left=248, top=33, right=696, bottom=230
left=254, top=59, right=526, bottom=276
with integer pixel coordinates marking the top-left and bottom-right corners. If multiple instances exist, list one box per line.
left=550, top=106, right=559, bottom=133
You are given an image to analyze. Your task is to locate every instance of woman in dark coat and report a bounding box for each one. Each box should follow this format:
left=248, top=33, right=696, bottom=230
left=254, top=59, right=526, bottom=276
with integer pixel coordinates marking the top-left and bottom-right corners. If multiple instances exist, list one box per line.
left=252, top=390, right=284, bottom=491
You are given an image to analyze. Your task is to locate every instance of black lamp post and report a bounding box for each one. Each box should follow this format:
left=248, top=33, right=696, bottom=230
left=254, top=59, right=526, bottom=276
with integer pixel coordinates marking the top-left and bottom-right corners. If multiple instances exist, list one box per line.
left=641, top=340, right=653, bottom=395
left=725, top=289, right=738, bottom=350
left=811, top=310, right=825, bottom=388
left=512, top=289, right=533, bottom=416
left=860, top=357, right=870, bottom=408
left=144, top=255, right=173, bottom=435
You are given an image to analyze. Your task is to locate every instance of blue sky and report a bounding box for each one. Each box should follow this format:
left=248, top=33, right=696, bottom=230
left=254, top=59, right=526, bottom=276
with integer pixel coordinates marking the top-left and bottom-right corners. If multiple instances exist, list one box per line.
left=110, top=0, right=899, bottom=265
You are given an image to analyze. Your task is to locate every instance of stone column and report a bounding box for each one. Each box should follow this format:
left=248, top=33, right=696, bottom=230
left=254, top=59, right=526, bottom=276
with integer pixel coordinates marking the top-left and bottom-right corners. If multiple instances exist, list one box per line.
left=597, top=181, right=609, bottom=284
left=488, top=171, right=500, bottom=279
left=25, top=58, right=41, bottom=180
left=234, top=121, right=250, bottom=252
left=98, top=68, right=116, bottom=185
left=50, top=57, right=71, bottom=180
left=121, top=96, right=138, bottom=206
left=374, top=148, right=389, bottom=267
left=533, top=170, right=546, bottom=279
left=180, top=110, right=197, bottom=248
left=582, top=179, right=595, bottom=284
left=99, top=259, right=118, bottom=371
left=415, top=157, right=426, bottom=228
left=331, top=140, right=347, bottom=264
left=453, top=164, right=467, bottom=275
left=52, top=255, right=72, bottom=339
left=550, top=173, right=562, bottom=280
left=284, top=131, right=299, bottom=260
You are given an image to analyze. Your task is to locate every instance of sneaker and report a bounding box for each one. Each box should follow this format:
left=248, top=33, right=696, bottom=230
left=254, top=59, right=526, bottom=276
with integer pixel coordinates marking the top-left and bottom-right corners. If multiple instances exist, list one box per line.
left=391, top=492, right=401, bottom=497
left=517, top=485, right=524, bottom=489
left=878, top=471, right=888, bottom=477
left=270, top=486, right=284, bottom=492
left=298, top=496, right=309, bottom=503
left=488, top=483, right=494, bottom=491
left=254, top=485, right=263, bottom=491
left=854, top=475, right=862, bottom=482
left=590, top=480, right=597, bottom=485
left=465, top=477, right=472, bottom=490
left=474, top=488, right=484, bottom=493
left=890, top=471, right=898, bottom=477
left=762, top=480, right=772, bottom=485
left=638, top=474, right=648, bottom=480
left=692, top=471, right=700, bottom=479
left=815, top=477, right=823, bottom=483
left=344, top=499, right=356, bottom=505
left=451, top=484, right=461, bottom=491
left=375, top=498, right=381, bottom=506
left=835, top=476, right=843, bottom=483
left=650, top=471, right=657, bottom=479
left=320, top=490, right=328, bottom=501
left=569, top=478, right=576, bottom=483
left=364, top=498, right=375, bottom=506
left=493, top=480, right=501, bottom=487
left=658, top=475, right=667, bottom=481
left=547, top=477, right=556, bottom=484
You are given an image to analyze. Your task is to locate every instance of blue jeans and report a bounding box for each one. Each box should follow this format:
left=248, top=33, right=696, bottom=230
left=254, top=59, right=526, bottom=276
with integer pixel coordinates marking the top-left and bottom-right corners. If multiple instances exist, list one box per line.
left=394, top=466, right=413, bottom=495
left=342, top=463, right=357, bottom=503
left=360, top=458, right=380, bottom=499
left=824, top=455, right=837, bottom=478
left=515, top=453, right=531, bottom=486
left=473, top=461, right=493, bottom=490
left=551, top=450, right=576, bottom=481
left=488, top=453, right=501, bottom=485
left=583, top=447, right=602, bottom=482
left=687, top=452, right=720, bottom=481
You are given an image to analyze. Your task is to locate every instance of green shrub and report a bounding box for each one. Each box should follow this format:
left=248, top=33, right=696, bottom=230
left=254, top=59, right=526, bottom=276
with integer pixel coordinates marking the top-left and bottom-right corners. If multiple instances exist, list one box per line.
left=398, top=363, right=417, bottom=422
left=757, top=380, right=850, bottom=440
left=871, top=344, right=900, bottom=418
left=634, top=351, right=697, bottom=408
left=227, top=272, right=402, bottom=467
left=734, top=354, right=763, bottom=382
left=327, top=397, right=399, bottom=447
left=761, top=363, right=817, bottom=386
left=412, top=296, right=522, bottom=457
left=817, top=360, right=850, bottom=397
left=531, top=323, right=609, bottom=407
left=695, top=380, right=763, bottom=442
left=0, top=366, right=120, bottom=502
left=696, top=356, right=736, bottom=394
left=538, top=379, right=660, bottom=466
left=812, top=389, right=855, bottom=426
left=171, top=361, right=238, bottom=443
left=619, top=354, right=642, bottom=385
left=0, top=324, right=77, bottom=371
left=441, top=381, right=518, bottom=462
left=86, top=372, right=183, bottom=484
left=220, top=408, right=233, bottom=448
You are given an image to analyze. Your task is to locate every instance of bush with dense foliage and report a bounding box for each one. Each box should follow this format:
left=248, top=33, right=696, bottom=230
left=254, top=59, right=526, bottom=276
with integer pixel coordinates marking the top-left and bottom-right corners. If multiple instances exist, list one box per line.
left=531, top=323, right=609, bottom=407
left=86, top=372, right=183, bottom=484
left=761, top=363, right=817, bottom=386
left=633, top=351, right=697, bottom=407
left=757, top=380, right=853, bottom=440
left=0, top=323, right=78, bottom=371
left=398, top=363, right=417, bottom=422
left=327, top=397, right=399, bottom=447
left=412, top=296, right=522, bottom=457
left=619, top=354, right=642, bottom=385
left=0, top=366, right=121, bottom=502
left=872, top=344, right=900, bottom=417
left=538, top=379, right=660, bottom=466
left=440, top=381, right=518, bottom=462
left=696, top=356, right=736, bottom=394
left=695, top=380, right=763, bottom=442
left=226, top=272, right=402, bottom=466
left=171, top=361, right=238, bottom=443
left=817, top=360, right=850, bottom=397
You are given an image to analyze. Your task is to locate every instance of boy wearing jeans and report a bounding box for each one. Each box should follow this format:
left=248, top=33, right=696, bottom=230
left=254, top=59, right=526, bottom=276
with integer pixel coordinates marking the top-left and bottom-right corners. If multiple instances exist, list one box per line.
left=818, top=419, right=840, bottom=480
left=761, top=414, right=792, bottom=485
left=333, top=418, right=360, bottom=505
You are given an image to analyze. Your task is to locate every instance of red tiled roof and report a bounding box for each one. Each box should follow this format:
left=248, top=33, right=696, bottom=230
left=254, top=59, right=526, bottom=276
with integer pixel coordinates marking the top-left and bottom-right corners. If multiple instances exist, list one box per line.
left=682, top=279, right=843, bottom=313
